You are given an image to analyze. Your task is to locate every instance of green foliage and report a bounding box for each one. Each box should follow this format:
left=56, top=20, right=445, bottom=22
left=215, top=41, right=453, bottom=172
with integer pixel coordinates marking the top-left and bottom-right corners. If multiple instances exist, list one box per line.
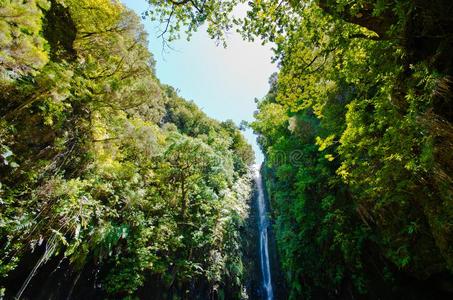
left=0, top=0, right=50, bottom=79
left=0, top=0, right=254, bottom=298
left=145, top=0, right=244, bottom=46
left=1, top=0, right=452, bottom=298
left=246, top=0, right=453, bottom=298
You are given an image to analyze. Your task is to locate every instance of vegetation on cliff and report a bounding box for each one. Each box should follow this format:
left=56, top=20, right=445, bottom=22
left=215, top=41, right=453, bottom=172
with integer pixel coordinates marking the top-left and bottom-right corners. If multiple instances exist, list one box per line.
left=143, top=0, right=452, bottom=297
left=248, top=1, right=453, bottom=298
left=0, top=0, right=254, bottom=298
left=1, top=0, right=452, bottom=299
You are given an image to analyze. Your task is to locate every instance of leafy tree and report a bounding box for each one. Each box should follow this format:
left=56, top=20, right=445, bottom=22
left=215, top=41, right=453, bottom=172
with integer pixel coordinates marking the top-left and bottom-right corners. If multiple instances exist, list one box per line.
left=0, top=1, right=255, bottom=299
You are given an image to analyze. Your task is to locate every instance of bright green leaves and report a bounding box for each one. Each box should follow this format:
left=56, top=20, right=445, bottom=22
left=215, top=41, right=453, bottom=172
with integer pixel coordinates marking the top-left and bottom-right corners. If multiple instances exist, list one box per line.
left=0, top=0, right=50, bottom=79
left=146, top=0, right=244, bottom=45
left=249, top=0, right=453, bottom=297
left=161, top=134, right=223, bottom=216
left=0, top=0, right=255, bottom=298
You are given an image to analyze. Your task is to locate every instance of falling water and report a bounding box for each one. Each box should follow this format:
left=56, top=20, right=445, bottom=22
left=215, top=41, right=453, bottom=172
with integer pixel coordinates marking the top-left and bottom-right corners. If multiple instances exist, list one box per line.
left=16, top=235, right=58, bottom=299
left=254, top=166, right=274, bottom=300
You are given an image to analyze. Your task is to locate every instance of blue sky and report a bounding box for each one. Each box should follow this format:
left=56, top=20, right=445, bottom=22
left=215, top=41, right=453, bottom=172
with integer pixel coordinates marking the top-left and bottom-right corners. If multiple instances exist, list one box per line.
left=121, top=0, right=276, bottom=162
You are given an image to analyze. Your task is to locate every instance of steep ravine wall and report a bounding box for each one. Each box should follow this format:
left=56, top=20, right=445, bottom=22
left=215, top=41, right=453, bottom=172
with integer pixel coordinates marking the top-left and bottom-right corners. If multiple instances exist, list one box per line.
left=259, top=166, right=287, bottom=300
left=243, top=182, right=262, bottom=300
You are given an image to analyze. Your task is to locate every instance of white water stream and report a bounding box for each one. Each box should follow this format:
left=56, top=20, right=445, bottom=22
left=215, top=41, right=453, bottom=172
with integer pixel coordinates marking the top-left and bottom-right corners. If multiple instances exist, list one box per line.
left=254, top=167, right=274, bottom=300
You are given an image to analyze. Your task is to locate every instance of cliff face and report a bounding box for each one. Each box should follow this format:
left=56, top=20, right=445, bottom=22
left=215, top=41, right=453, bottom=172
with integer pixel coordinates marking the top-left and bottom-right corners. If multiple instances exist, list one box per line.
left=243, top=183, right=262, bottom=300
left=261, top=161, right=453, bottom=299
left=244, top=173, right=287, bottom=300
left=261, top=169, right=287, bottom=300
left=250, top=0, right=453, bottom=298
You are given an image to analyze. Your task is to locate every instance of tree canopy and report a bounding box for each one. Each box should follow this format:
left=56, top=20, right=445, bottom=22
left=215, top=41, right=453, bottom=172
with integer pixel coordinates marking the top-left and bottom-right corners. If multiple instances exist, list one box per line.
left=0, top=0, right=255, bottom=298
left=1, top=0, right=452, bottom=299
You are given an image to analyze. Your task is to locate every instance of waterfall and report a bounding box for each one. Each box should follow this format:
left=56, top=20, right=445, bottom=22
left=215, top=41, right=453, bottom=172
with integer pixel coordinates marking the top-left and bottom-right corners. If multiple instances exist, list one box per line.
left=254, top=166, right=274, bottom=300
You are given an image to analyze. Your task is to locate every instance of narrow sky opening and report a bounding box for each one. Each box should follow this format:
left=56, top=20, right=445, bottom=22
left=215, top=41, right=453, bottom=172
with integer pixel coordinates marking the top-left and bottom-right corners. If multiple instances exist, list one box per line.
left=121, top=0, right=277, bottom=162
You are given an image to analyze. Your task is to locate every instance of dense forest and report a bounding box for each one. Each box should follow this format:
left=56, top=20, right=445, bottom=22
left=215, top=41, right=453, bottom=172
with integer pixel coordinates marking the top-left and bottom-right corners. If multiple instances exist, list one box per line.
left=0, top=0, right=256, bottom=298
left=250, top=1, right=453, bottom=298
left=1, top=0, right=453, bottom=299
left=247, top=1, right=453, bottom=299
